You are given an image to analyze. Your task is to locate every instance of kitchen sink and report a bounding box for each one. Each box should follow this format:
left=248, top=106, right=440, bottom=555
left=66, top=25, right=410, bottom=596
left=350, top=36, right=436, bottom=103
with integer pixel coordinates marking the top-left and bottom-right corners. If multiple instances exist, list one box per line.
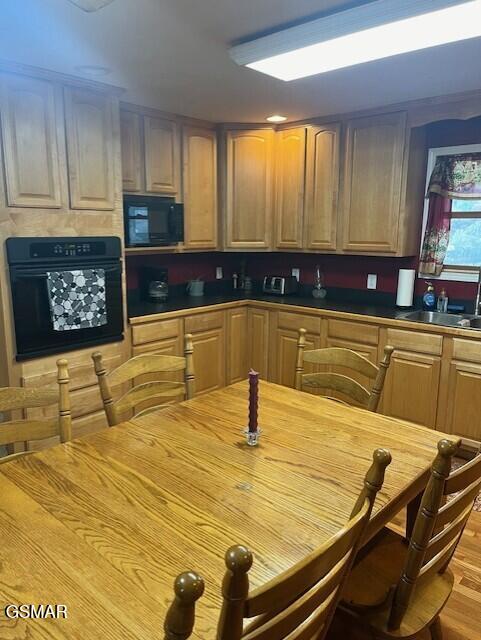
left=400, top=310, right=466, bottom=327
left=401, top=310, right=481, bottom=330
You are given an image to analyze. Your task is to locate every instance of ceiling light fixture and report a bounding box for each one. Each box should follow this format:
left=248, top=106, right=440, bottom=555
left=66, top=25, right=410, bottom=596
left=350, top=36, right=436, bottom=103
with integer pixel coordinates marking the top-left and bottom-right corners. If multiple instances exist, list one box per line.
left=230, top=0, right=481, bottom=81
left=266, top=114, right=287, bottom=123
left=67, top=0, right=115, bottom=12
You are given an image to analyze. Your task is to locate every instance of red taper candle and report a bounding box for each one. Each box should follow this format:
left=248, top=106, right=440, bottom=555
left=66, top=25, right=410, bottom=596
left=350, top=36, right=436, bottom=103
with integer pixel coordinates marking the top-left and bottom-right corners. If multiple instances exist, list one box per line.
left=248, top=369, right=259, bottom=433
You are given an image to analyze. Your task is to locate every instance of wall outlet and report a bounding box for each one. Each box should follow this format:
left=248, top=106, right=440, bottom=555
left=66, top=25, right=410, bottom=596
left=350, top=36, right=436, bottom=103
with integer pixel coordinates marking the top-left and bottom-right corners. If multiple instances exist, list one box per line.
left=367, top=274, right=377, bottom=290
left=292, top=268, right=300, bottom=281
left=216, top=267, right=223, bottom=280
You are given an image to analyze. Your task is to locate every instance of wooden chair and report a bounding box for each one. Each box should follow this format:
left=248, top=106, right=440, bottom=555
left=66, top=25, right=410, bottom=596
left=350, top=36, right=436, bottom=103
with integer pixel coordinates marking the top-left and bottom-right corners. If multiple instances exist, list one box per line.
left=214, top=448, right=391, bottom=640
left=0, top=359, right=71, bottom=464
left=295, top=328, right=394, bottom=412
left=92, top=334, right=195, bottom=426
left=164, top=571, right=205, bottom=640
left=341, top=438, right=481, bottom=639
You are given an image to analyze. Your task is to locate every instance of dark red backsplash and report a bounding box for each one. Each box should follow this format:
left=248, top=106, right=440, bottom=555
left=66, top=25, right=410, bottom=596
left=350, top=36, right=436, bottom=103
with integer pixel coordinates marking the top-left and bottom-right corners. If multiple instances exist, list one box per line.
left=126, top=251, right=476, bottom=301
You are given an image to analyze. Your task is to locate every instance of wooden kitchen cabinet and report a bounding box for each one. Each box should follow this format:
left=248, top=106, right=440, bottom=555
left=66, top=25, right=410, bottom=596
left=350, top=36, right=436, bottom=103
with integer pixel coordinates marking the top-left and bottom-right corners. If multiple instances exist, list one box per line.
left=64, top=87, right=116, bottom=210
left=182, top=126, right=218, bottom=249
left=185, top=311, right=226, bottom=395
left=325, top=318, right=379, bottom=393
left=224, top=128, right=275, bottom=249
left=270, top=311, right=321, bottom=388
left=441, top=338, right=481, bottom=443
left=247, top=307, right=270, bottom=380
left=304, top=123, right=341, bottom=251
left=120, top=109, right=142, bottom=192
left=341, top=112, right=407, bottom=253
left=144, top=115, right=180, bottom=195
left=0, top=73, right=62, bottom=208
left=275, top=127, right=306, bottom=249
left=381, top=328, right=442, bottom=428
left=226, top=307, right=248, bottom=384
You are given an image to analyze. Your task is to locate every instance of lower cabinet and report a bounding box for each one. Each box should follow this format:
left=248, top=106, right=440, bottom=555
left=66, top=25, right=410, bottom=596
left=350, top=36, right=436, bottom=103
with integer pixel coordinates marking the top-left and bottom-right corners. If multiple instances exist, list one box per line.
left=226, top=307, right=248, bottom=385
left=270, top=311, right=321, bottom=388
left=442, top=338, right=481, bottom=444
left=185, top=311, right=226, bottom=396
left=325, top=318, right=379, bottom=392
left=247, top=307, right=270, bottom=379
left=381, top=328, right=442, bottom=428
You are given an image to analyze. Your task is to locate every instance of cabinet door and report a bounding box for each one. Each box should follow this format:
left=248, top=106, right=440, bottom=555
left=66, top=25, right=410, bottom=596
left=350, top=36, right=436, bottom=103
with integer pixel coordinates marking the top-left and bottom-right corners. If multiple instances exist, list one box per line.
left=0, top=74, right=62, bottom=208
left=186, top=311, right=226, bottom=396
left=226, top=307, right=248, bottom=384
left=304, top=124, right=340, bottom=251
left=342, top=112, right=406, bottom=253
left=270, top=312, right=321, bottom=388
left=325, top=319, right=379, bottom=394
left=144, top=115, right=179, bottom=194
left=247, top=308, right=270, bottom=380
left=183, top=126, right=218, bottom=249
left=445, top=360, right=481, bottom=442
left=64, top=87, right=115, bottom=210
left=225, top=129, right=274, bottom=249
left=275, top=127, right=306, bottom=249
left=120, top=110, right=142, bottom=192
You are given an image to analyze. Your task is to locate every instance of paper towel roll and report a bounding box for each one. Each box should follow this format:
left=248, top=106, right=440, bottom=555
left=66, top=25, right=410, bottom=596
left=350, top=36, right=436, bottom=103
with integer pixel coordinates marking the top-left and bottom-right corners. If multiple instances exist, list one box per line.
left=396, top=269, right=415, bottom=307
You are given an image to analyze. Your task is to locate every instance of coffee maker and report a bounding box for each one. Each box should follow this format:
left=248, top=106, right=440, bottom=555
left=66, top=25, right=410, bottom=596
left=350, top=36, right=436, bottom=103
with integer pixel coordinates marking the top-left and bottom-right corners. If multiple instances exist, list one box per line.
left=139, top=267, right=168, bottom=303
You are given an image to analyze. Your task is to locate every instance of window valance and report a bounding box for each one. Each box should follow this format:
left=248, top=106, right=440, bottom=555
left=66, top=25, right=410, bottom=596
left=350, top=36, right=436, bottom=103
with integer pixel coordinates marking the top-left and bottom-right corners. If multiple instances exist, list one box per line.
left=428, top=153, right=481, bottom=199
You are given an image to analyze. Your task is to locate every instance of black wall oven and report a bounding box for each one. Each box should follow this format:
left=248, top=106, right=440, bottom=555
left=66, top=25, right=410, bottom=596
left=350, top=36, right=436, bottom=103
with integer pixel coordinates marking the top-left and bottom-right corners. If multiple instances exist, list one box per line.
left=7, top=237, right=124, bottom=361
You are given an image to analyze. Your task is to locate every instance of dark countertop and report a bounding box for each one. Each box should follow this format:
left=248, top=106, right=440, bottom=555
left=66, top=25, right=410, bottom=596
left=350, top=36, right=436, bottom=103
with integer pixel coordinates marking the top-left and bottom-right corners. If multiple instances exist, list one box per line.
left=128, top=291, right=408, bottom=321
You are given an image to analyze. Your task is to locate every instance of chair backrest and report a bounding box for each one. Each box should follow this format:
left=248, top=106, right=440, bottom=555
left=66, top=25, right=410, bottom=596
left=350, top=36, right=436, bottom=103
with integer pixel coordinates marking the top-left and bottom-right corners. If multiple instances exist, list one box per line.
left=164, top=571, right=205, bottom=640
left=92, top=334, right=195, bottom=426
left=388, top=438, right=481, bottom=631
left=0, top=359, right=72, bottom=463
left=216, top=448, right=392, bottom=640
left=295, top=328, right=394, bottom=412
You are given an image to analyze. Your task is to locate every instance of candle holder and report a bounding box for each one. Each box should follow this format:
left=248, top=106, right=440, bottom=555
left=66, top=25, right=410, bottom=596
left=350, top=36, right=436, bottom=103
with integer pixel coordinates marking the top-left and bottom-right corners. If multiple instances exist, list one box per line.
left=243, top=426, right=262, bottom=447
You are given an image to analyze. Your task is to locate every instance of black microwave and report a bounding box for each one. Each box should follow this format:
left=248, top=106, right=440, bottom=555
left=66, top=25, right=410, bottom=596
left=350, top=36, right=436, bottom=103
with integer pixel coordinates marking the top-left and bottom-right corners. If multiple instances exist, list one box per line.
left=124, top=195, right=184, bottom=247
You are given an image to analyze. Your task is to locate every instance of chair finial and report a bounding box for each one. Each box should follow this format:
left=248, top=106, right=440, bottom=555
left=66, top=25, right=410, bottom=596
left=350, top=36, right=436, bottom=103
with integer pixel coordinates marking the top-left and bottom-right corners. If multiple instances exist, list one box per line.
left=351, top=448, right=392, bottom=518
left=164, top=571, right=204, bottom=640
left=217, top=545, right=253, bottom=640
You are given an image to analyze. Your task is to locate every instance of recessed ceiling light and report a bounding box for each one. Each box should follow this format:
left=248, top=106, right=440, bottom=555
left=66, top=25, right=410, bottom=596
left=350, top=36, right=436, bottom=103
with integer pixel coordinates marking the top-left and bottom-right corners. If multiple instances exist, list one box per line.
left=67, top=0, right=115, bottom=11
left=75, top=65, right=111, bottom=78
left=230, top=0, right=481, bottom=81
left=266, top=114, right=287, bottom=123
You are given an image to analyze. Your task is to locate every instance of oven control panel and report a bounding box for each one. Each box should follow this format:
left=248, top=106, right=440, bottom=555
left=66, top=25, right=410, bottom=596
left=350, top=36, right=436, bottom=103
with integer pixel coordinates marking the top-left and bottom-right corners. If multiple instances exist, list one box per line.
left=29, top=241, right=105, bottom=259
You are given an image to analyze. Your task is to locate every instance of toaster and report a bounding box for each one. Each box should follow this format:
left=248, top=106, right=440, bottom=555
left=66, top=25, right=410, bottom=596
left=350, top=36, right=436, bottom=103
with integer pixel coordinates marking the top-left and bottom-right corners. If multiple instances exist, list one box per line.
left=262, top=275, right=299, bottom=295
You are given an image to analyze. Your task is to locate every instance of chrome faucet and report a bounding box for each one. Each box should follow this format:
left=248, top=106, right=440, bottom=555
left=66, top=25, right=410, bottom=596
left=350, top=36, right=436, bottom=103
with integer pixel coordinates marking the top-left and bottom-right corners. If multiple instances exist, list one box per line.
left=475, top=269, right=481, bottom=316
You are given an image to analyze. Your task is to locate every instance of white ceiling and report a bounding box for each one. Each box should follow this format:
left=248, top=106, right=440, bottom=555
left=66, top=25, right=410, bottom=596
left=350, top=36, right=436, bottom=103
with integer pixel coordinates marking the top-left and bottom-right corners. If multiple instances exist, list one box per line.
left=2, top=0, right=481, bottom=122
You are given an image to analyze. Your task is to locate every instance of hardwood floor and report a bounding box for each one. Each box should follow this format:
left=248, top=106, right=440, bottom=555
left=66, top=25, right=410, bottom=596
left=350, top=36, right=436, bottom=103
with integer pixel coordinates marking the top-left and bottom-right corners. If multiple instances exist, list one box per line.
left=328, top=510, right=481, bottom=640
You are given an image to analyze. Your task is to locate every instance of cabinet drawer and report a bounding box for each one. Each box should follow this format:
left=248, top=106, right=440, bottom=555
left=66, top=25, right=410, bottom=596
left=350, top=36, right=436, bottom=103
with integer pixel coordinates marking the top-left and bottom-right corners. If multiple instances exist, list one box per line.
left=22, top=354, right=122, bottom=391
left=276, top=311, right=321, bottom=335
left=185, top=311, right=224, bottom=333
left=386, top=328, right=442, bottom=356
left=327, top=319, right=378, bottom=345
left=132, top=318, right=182, bottom=346
left=452, top=338, right=481, bottom=363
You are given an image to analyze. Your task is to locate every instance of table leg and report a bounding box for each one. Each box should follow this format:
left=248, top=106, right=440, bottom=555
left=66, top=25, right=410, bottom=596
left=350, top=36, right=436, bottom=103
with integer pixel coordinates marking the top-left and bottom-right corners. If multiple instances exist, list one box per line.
left=406, top=491, right=422, bottom=540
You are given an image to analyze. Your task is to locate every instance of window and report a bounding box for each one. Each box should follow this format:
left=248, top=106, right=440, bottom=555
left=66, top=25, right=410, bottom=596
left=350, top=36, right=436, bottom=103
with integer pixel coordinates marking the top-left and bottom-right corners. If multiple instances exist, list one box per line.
left=420, top=144, right=481, bottom=281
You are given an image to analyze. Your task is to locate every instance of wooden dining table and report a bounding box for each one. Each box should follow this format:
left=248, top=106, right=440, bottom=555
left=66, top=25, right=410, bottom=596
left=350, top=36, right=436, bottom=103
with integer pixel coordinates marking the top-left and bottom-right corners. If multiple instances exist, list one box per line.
left=0, top=380, right=451, bottom=639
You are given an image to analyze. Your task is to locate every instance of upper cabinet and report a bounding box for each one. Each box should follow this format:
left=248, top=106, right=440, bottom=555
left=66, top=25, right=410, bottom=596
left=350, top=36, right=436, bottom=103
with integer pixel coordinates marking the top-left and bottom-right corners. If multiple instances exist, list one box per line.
left=0, top=74, right=62, bottom=208
left=120, top=110, right=142, bottom=192
left=275, top=127, right=307, bottom=249
left=341, top=112, right=407, bottom=253
left=224, top=128, right=275, bottom=250
left=303, top=124, right=340, bottom=251
left=64, top=87, right=116, bottom=210
left=182, top=126, right=218, bottom=249
left=120, top=106, right=180, bottom=197
left=144, top=116, right=180, bottom=194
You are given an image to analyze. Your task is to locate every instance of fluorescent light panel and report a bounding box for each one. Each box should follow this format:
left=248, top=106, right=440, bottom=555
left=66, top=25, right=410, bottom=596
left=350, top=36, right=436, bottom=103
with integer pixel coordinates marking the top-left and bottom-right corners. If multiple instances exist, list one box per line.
left=230, top=0, right=481, bottom=81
